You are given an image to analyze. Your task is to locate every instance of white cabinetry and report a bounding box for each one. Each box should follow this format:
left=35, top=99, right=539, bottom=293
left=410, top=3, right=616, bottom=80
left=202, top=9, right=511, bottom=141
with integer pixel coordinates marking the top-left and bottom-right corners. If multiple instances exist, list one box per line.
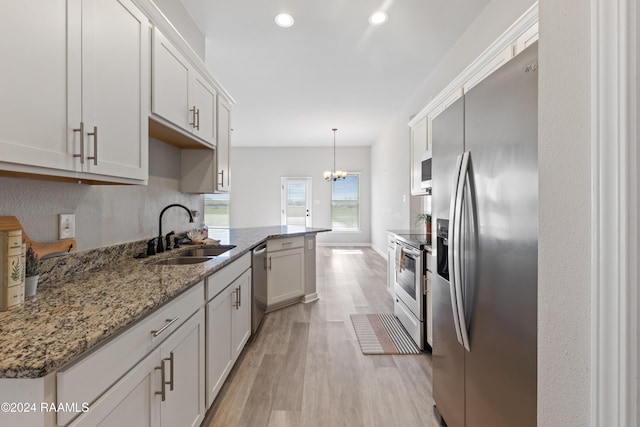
left=151, top=28, right=216, bottom=148
left=158, top=309, right=205, bottom=427
left=216, top=97, right=232, bottom=192
left=410, top=117, right=428, bottom=195
left=0, top=0, right=149, bottom=183
left=267, top=237, right=305, bottom=309
left=205, top=253, right=251, bottom=407
left=56, top=282, right=204, bottom=426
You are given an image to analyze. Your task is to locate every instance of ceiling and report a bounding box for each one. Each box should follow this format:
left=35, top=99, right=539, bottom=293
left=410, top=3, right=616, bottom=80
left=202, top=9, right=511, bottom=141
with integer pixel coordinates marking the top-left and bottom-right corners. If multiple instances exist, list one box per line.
left=178, top=0, right=491, bottom=147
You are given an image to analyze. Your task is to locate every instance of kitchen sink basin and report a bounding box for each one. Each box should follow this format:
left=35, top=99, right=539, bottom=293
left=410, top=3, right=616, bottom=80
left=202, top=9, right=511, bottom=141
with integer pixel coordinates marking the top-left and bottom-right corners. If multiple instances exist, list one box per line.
left=149, top=257, right=212, bottom=265
left=178, top=245, right=236, bottom=257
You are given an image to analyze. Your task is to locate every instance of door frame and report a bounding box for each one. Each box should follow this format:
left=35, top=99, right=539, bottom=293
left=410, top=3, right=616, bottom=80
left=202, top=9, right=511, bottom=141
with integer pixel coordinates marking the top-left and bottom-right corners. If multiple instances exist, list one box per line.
left=591, top=0, right=638, bottom=425
left=280, top=177, right=312, bottom=227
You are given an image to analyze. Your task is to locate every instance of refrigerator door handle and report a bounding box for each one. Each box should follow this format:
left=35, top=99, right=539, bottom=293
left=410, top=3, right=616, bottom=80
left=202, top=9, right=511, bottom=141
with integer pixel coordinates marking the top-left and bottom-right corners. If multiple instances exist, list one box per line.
left=454, top=152, right=471, bottom=352
left=448, top=154, right=464, bottom=347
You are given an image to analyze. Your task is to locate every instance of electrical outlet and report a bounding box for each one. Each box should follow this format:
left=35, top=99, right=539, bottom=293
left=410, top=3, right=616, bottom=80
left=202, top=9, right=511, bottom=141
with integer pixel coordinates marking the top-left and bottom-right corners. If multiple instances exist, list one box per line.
left=59, top=214, right=75, bottom=239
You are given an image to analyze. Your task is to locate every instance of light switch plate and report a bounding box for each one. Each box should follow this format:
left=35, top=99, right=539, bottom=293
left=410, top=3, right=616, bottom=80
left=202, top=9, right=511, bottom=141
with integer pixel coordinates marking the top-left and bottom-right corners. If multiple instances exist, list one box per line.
left=59, top=214, right=75, bottom=239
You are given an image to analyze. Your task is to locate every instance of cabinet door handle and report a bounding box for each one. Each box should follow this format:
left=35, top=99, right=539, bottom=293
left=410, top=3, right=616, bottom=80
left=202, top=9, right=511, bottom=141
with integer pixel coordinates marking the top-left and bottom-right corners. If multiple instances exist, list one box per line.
left=218, top=170, right=225, bottom=187
left=238, top=285, right=241, bottom=307
left=155, top=359, right=167, bottom=401
left=190, top=106, right=197, bottom=128
left=167, top=352, right=174, bottom=391
left=195, top=108, right=200, bottom=130
left=151, top=316, right=179, bottom=337
left=268, top=256, right=272, bottom=270
left=73, top=122, right=85, bottom=164
left=233, top=287, right=240, bottom=309
left=86, top=126, right=98, bottom=165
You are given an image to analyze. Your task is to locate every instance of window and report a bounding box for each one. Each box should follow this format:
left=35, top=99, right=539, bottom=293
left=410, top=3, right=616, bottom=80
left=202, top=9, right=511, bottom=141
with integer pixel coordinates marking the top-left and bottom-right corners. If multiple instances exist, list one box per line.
left=331, top=173, right=359, bottom=231
left=204, top=193, right=230, bottom=228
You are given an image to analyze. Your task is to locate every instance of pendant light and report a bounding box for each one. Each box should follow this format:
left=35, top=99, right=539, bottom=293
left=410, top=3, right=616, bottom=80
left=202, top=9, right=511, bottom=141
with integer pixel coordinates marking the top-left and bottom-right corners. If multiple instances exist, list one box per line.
left=324, top=128, right=348, bottom=181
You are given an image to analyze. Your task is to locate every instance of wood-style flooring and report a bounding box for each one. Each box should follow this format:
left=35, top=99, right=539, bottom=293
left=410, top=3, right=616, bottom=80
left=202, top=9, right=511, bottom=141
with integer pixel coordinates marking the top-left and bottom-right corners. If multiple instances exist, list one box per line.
left=202, top=246, right=439, bottom=427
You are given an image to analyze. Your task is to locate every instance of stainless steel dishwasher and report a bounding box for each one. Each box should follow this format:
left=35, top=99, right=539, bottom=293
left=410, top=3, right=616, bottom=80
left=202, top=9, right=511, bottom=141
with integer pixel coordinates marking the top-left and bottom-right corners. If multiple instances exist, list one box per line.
left=251, top=243, right=267, bottom=334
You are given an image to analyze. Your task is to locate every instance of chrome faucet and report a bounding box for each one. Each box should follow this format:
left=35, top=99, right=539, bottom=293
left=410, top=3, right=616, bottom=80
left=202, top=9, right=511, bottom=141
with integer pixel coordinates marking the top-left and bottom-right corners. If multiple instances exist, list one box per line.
left=157, top=204, right=194, bottom=253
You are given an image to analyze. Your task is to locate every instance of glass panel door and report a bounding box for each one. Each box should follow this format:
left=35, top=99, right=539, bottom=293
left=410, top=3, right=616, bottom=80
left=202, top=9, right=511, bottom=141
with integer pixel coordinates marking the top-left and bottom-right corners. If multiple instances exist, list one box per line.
left=281, top=177, right=312, bottom=227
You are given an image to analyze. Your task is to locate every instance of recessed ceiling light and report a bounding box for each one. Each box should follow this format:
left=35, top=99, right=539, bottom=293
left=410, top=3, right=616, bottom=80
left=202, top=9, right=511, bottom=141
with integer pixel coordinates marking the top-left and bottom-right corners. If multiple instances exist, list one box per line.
left=369, top=11, right=388, bottom=25
left=275, top=13, right=294, bottom=28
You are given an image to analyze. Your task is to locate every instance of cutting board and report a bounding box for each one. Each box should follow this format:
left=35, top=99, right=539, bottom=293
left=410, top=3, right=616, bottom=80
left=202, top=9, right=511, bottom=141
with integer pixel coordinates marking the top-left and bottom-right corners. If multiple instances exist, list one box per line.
left=0, top=216, right=76, bottom=258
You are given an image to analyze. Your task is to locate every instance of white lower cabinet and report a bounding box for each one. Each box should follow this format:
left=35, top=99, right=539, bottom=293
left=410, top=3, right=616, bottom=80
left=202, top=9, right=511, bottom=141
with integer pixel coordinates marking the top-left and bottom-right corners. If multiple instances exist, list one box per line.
left=69, top=308, right=205, bottom=427
left=266, top=237, right=305, bottom=308
left=57, top=282, right=204, bottom=427
left=158, top=309, right=205, bottom=427
left=69, top=349, right=160, bottom=426
left=206, top=266, right=251, bottom=407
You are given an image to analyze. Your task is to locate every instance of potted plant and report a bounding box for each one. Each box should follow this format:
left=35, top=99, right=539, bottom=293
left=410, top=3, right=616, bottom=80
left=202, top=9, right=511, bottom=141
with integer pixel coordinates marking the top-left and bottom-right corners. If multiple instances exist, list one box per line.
left=415, top=212, right=432, bottom=235
left=24, top=243, right=39, bottom=297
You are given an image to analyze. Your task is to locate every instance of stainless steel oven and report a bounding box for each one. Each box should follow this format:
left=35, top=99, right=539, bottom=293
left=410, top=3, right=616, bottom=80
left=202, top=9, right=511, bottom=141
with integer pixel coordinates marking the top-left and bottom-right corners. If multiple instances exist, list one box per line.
left=394, top=239, right=425, bottom=349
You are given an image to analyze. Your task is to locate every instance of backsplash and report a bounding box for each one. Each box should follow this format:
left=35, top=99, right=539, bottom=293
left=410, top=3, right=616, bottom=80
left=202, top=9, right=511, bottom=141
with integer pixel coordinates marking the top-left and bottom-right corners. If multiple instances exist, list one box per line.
left=38, top=240, right=148, bottom=286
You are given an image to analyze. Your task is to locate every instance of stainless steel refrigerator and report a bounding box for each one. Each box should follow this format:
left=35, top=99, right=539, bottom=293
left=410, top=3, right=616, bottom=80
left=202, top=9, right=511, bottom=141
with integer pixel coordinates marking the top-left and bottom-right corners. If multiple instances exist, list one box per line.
left=431, top=43, right=538, bottom=427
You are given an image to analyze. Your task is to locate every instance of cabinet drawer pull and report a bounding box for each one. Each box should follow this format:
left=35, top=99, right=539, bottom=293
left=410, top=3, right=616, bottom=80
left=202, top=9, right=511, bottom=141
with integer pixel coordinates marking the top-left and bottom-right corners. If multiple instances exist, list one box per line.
left=73, top=122, right=85, bottom=164
left=151, top=316, right=179, bottom=337
left=87, top=126, right=98, bottom=165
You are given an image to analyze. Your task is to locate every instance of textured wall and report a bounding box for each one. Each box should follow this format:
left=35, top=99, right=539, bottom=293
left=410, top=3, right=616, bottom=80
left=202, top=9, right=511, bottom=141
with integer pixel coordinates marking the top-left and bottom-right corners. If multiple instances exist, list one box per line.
left=538, top=0, right=591, bottom=424
left=0, top=139, right=202, bottom=252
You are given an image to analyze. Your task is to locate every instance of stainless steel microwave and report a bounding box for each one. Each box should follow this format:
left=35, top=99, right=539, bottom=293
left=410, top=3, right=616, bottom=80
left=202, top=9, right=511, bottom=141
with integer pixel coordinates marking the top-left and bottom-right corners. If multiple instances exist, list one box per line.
left=420, top=154, right=432, bottom=193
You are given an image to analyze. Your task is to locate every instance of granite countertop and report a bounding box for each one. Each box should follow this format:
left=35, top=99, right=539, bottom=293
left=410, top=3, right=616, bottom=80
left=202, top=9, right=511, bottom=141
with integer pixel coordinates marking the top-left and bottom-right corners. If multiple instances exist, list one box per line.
left=0, top=226, right=329, bottom=379
left=388, top=229, right=432, bottom=251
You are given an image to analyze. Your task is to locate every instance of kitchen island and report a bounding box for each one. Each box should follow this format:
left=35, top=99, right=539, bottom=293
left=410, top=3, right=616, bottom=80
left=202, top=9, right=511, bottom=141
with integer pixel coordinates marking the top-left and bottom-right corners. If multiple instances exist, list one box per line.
left=0, top=225, right=328, bottom=427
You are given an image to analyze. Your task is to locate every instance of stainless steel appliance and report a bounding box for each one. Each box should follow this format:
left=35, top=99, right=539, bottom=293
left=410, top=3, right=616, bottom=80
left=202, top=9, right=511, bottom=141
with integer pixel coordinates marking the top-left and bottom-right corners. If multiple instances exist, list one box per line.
left=393, top=235, right=429, bottom=350
left=432, top=43, right=538, bottom=427
left=251, top=243, right=267, bottom=334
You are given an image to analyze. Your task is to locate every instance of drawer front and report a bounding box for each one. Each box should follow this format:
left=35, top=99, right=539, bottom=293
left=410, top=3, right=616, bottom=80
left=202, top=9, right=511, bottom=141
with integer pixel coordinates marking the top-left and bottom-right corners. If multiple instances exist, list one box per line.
left=56, top=281, right=204, bottom=426
left=267, top=236, right=303, bottom=252
left=206, top=252, right=251, bottom=301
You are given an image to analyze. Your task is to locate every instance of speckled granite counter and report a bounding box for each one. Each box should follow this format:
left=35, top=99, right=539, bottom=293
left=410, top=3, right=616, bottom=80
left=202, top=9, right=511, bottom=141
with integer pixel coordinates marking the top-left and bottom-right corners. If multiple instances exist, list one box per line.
left=0, top=226, right=329, bottom=379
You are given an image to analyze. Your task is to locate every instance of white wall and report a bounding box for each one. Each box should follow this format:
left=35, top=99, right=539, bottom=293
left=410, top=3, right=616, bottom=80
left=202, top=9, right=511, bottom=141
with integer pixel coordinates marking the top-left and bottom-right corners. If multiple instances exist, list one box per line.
left=152, top=0, right=205, bottom=59
left=370, top=0, right=537, bottom=253
left=230, top=146, right=371, bottom=245
left=0, top=140, right=202, bottom=251
left=538, top=0, right=591, bottom=424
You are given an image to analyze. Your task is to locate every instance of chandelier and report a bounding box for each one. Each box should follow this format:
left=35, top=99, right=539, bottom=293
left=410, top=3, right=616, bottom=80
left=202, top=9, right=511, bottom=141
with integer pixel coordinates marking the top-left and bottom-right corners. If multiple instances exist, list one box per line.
left=323, top=128, right=348, bottom=181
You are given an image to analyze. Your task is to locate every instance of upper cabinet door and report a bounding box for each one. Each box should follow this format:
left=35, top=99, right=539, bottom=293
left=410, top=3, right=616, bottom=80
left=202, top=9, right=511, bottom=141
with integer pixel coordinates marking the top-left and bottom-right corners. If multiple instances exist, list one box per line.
left=0, top=1, right=76, bottom=172
left=80, top=0, right=149, bottom=181
left=152, top=29, right=192, bottom=131
left=216, top=97, right=232, bottom=193
left=190, top=73, right=217, bottom=146
left=410, top=117, right=427, bottom=195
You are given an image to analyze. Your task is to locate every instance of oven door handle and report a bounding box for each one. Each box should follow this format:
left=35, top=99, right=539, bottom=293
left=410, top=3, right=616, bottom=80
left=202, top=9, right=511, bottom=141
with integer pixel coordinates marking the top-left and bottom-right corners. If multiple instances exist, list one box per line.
left=396, top=242, right=421, bottom=258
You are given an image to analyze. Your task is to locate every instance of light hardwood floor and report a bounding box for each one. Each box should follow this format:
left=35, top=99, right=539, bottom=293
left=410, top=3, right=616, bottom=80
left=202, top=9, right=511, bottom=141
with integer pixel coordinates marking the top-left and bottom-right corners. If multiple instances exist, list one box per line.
left=202, top=246, right=439, bottom=427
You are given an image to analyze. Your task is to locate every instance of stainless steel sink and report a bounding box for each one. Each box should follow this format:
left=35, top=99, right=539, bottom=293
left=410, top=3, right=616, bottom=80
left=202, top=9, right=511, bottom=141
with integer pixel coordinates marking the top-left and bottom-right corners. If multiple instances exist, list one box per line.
left=149, top=257, right=212, bottom=265
left=178, top=245, right=236, bottom=257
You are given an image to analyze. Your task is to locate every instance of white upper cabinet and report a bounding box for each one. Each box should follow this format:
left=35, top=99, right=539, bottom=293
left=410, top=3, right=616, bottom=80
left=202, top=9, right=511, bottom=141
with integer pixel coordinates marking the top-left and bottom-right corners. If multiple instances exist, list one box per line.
left=0, top=0, right=149, bottom=183
left=73, top=0, right=149, bottom=181
left=0, top=2, right=79, bottom=174
left=410, top=117, right=428, bottom=196
left=152, top=28, right=216, bottom=148
left=216, top=96, right=232, bottom=193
